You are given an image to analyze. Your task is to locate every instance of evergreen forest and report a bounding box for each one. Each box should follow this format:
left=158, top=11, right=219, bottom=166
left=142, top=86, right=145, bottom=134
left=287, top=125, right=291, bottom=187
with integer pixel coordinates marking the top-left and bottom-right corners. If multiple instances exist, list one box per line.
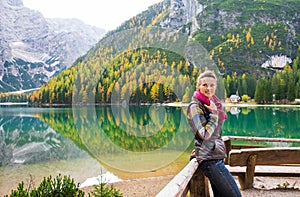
left=1, top=0, right=300, bottom=105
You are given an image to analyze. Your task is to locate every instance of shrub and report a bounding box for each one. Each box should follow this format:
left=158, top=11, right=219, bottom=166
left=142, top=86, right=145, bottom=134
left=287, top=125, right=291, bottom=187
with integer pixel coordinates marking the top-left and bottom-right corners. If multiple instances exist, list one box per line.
left=5, top=174, right=123, bottom=197
left=241, top=94, right=250, bottom=102
left=5, top=174, right=84, bottom=197
left=5, top=182, right=29, bottom=197
left=31, top=174, right=84, bottom=196
left=89, top=183, right=123, bottom=197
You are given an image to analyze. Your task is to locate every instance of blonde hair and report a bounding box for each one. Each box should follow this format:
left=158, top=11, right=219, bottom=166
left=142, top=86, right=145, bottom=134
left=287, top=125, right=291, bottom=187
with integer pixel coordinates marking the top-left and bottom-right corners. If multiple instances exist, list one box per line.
left=196, top=70, right=217, bottom=88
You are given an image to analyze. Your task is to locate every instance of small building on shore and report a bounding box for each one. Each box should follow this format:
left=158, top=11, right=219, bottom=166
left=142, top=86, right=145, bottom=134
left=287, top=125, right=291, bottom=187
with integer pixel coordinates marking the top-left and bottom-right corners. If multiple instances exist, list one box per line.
left=229, top=94, right=240, bottom=103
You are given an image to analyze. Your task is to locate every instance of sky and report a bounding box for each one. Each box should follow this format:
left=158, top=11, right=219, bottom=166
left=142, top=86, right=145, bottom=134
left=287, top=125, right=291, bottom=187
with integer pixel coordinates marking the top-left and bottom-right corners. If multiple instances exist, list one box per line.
left=23, top=0, right=163, bottom=30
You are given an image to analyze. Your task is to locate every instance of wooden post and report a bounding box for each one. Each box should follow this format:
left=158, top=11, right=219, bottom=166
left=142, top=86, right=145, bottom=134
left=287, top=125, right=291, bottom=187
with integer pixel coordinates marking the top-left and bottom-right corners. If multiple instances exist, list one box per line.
left=238, top=154, right=257, bottom=190
left=189, top=167, right=210, bottom=197
left=223, top=137, right=231, bottom=164
left=156, top=159, right=199, bottom=197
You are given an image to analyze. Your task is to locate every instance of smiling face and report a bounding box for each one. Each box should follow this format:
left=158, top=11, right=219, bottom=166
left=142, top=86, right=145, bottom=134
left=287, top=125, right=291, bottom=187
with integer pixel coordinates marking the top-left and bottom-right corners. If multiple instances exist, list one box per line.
left=198, top=76, right=217, bottom=99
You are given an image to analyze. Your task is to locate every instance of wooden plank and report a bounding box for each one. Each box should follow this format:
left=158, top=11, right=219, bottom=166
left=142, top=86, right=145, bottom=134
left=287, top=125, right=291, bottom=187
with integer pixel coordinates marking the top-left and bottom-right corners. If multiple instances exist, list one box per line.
left=230, top=145, right=265, bottom=150
left=223, top=136, right=300, bottom=143
left=156, top=158, right=199, bottom=197
left=227, top=165, right=300, bottom=177
left=229, top=147, right=300, bottom=166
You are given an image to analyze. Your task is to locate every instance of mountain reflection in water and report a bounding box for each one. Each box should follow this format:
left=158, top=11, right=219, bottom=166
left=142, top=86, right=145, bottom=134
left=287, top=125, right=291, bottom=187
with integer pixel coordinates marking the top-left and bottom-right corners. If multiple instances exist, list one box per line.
left=1, top=105, right=300, bottom=195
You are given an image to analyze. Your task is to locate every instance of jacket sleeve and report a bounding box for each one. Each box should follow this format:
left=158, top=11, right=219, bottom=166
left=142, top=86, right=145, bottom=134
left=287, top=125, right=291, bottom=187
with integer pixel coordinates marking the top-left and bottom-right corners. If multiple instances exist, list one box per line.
left=188, top=103, right=218, bottom=140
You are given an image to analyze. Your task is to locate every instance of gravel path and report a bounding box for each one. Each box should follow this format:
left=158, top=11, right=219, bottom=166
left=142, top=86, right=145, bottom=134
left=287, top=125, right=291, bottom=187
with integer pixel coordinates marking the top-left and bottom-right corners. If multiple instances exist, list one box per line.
left=80, top=176, right=300, bottom=197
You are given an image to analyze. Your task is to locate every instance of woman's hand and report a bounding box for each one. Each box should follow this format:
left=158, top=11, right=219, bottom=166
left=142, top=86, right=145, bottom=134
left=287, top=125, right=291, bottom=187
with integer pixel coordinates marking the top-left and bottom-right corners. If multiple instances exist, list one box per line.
left=204, top=102, right=218, bottom=114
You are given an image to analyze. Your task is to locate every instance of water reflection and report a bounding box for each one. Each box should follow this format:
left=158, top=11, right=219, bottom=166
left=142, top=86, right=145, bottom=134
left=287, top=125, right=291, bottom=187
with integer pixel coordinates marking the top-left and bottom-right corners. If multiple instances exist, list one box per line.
left=2, top=106, right=300, bottom=169
left=1, top=105, right=300, bottom=195
left=68, top=105, right=193, bottom=172
left=0, top=108, right=89, bottom=166
left=0, top=107, right=105, bottom=196
left=229, top=106, right=241, bottom=116
left=2, top=106, right=300, bottom=168
left=223, top=106, right=300, bottom=141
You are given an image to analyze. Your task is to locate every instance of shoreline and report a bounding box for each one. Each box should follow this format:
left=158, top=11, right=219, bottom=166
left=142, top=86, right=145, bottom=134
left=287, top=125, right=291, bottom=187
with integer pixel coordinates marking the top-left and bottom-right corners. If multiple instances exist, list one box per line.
left=162, top=102, right=300, bottom=108
left=223, top=103, right=300, bottom=107
left=1, top=100, right=300, bottom=108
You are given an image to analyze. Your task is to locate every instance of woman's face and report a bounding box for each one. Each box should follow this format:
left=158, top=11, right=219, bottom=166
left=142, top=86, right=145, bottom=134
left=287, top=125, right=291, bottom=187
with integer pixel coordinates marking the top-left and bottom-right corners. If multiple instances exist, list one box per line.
left=198, top=77, right=217, bottom=99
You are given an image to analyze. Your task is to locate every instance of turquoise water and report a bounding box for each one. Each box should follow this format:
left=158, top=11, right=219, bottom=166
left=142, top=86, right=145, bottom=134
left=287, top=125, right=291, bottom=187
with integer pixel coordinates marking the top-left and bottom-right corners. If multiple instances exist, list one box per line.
left=223, top=106, right=300, bottom=139
left=0, top=105, right=299, bottom=194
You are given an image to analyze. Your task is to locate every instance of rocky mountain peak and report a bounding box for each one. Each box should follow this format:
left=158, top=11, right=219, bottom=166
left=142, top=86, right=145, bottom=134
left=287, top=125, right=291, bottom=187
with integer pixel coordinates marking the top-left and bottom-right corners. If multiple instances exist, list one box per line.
left=160, top=0, right=204, bottom=34
left=0, top=0, right=106, bottom=92
left=1, top=0, right=23, bottom=7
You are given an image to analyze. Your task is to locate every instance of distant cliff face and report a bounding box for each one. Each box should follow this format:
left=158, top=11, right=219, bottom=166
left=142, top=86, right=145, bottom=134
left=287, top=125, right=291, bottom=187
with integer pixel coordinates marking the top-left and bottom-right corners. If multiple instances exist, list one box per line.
left=160, top=0, right=204, bottom=34
left=158, top=0, right=299, bottom=75
left=0, top=0, right=106, bottom=92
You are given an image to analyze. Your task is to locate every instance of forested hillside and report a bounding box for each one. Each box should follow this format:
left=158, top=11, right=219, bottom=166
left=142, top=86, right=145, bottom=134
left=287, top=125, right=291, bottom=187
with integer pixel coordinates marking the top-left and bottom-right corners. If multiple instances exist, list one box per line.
left=3, top=0, right=299, bottom=105
left=194, top=0, right=299, bottom=75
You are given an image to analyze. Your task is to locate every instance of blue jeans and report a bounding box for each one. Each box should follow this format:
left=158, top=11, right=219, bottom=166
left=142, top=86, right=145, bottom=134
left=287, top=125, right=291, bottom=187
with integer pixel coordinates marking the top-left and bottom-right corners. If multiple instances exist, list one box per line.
left=199, top=159, right=242, bottom=197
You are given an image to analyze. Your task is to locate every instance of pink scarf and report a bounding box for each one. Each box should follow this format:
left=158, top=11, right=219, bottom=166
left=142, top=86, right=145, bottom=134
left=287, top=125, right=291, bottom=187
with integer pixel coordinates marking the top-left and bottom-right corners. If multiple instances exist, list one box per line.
left=194, top=90, right=227, bottom=123
left=193, top=90, right=210, bottom=106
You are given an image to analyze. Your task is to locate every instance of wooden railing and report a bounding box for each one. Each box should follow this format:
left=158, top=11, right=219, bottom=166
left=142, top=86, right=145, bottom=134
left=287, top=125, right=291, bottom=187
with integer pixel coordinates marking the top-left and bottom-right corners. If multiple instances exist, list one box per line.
left=156, top=136, right=300, bottom=197
left=156, top=158, right=210, bottom=197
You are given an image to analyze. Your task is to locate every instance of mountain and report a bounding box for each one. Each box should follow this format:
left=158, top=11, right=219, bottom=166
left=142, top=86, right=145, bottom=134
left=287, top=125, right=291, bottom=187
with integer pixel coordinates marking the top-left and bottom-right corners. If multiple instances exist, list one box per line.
left=30, top=0, right=300, bottom=105
left=159, top=0, right=299, bottom=74
left=191, top=0, right=299, bottom=74
left=0, top=0, right=106, bottom=92
left=92, top=0, right=299, bottom=76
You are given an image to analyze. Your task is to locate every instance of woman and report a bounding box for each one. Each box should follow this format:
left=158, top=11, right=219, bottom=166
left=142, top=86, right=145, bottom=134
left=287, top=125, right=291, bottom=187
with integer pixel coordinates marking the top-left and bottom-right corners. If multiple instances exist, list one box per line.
left=187, top=70, right=242, bottom=197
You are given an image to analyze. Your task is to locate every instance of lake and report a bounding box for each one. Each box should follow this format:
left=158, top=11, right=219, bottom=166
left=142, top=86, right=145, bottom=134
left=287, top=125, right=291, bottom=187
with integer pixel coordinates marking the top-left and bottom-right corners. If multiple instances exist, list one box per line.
left=1, top=105, right=300, bottom=195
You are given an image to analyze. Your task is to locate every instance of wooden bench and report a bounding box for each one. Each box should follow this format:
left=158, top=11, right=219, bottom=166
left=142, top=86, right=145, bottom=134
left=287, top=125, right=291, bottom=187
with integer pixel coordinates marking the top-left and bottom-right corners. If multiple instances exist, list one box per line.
left=223, top=136, right=300, bottom=190
left=226, top=147, right=300, bottom=190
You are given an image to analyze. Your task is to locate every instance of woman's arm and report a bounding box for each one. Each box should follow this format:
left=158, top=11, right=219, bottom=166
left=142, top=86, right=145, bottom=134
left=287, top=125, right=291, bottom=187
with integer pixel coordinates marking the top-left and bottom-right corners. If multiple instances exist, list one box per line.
left=188, top=103, right=218, bottom=140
